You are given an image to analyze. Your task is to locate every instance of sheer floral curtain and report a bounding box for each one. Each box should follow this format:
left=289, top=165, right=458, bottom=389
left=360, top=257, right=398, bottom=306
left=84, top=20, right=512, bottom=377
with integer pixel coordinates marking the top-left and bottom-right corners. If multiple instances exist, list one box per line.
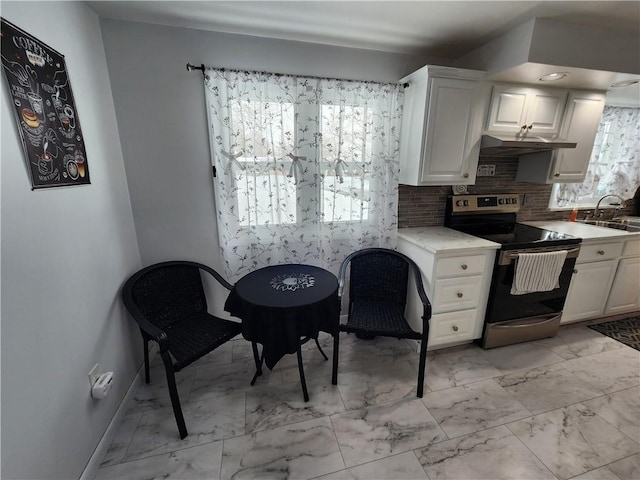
left=203, top=68, right=403, bottom=282
left=552, top=106, right=640, bottom=208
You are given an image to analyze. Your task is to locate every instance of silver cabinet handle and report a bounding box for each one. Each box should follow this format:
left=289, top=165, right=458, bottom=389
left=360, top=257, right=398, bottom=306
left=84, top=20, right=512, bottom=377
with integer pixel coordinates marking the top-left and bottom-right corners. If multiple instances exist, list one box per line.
left=461, top=264, right=468, bottom=270
left=521, top=125, right=527, bottom=130
left=452, top=325, right=459, bottom=332
left=554, top=172, right=560, bottom=177
left=573, top=269, right=578, bottom=274
left=457, top=292, right=463, bottom=298
left=527, top=124, right=533, bottom=130
left=597, top=250, right=605, bottom=255
left=463, top=173, right=469, bottom=178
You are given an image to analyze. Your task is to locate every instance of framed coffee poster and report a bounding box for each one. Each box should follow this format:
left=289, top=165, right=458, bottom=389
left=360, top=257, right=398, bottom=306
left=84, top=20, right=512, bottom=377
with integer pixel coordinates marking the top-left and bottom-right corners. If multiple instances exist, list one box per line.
left=1, top=17, right=90, bottom=189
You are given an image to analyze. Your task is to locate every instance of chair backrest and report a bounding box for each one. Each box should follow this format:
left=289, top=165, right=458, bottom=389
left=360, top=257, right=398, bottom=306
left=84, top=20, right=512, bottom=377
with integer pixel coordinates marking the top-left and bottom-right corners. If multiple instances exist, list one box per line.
left=124, top=263, right=207, bottom=330
left=343, top=248, right=410, bottom=306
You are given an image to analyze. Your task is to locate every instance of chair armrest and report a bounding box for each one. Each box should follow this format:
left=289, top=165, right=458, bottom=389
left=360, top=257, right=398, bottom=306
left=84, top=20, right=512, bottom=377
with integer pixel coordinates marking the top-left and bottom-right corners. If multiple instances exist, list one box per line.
left=197, top=263, right=233, bottom=290
left=409, top=264, right=432, bottom=332
left=123, top=295, right=169, bottom=352
left=121, top=287, right=170, bottom=350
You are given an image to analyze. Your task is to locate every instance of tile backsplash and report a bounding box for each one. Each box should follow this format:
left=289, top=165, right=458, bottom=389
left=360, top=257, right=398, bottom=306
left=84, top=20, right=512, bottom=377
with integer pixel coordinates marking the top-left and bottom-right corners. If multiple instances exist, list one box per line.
left=398, top=156, right=639, bottom=228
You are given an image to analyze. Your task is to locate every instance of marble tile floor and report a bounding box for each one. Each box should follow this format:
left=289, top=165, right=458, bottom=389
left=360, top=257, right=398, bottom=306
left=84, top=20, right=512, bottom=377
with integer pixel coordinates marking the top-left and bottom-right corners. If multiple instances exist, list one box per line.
left=95, top=324, right=640, bottom=480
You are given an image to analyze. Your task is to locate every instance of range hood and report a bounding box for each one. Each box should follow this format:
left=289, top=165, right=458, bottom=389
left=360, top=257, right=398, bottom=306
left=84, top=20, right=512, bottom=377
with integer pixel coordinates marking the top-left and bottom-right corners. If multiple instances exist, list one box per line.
left=480, top=134, right=577, bottom=156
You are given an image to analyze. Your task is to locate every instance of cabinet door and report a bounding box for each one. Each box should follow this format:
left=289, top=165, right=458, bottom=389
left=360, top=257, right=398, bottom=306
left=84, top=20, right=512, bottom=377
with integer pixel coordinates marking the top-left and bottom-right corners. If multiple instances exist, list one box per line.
left=420, top=77, right=481, bottom=185
left=525, top=89, right=567, bottom=135
left=550, top=92, right=606, bottom=182
left=561, top=259, right=618, bottom=324
left=486, top=86, right=566, bottom=135
left=486, top=85, right=528, bottom=134
left=605, top=257, right=640, bottom=315
left=428, top=309, right=477, bottom=348
left=433, top=275, right=482, bottom=313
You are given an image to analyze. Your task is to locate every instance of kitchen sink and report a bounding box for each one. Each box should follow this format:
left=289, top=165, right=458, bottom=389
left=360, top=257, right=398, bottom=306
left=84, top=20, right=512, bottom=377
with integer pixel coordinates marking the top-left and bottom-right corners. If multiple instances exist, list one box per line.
left=576, top=219, right=640, bottom=232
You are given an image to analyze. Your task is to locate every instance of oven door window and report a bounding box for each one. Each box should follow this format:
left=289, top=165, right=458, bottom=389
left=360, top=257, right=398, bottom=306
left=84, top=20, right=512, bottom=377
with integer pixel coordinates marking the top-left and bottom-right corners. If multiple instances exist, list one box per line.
left=485, top=256, right=577, bottom=323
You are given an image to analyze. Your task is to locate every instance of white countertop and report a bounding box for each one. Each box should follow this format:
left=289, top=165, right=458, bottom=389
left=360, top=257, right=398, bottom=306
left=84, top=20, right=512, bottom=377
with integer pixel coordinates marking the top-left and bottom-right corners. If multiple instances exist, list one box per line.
left=523, top=221, right=640, bottom=243
left=398, top=226, right=501, bottom=254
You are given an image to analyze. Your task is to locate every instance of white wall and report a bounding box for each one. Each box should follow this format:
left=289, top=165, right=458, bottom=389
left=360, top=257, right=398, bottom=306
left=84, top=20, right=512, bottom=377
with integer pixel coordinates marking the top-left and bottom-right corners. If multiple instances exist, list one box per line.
left=1, top=3, right=142, bottom=479
left=99, top=18, right=430, bottom=311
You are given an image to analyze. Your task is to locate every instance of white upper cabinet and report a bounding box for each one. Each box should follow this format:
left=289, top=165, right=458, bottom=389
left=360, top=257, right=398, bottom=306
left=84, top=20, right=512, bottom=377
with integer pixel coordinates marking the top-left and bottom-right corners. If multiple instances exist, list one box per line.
left=399, top=66, right=485, bottom=186
left=486, top=85, right=568, bottom=136
left=515, top=90, right=606, bottom=184
left=549, top=91, right=606, bottom=182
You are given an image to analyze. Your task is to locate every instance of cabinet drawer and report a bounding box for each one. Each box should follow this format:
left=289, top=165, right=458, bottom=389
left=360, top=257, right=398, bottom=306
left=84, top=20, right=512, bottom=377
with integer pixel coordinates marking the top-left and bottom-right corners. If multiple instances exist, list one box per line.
left=623, top=238, right=640, bottom=257
left=578, top=242, right=624, bottom=263
left=428, top=309, right=476, bottom=347
left=433, top=275, right=482, bottom=313
left=436, top=254, right=486, bottom=277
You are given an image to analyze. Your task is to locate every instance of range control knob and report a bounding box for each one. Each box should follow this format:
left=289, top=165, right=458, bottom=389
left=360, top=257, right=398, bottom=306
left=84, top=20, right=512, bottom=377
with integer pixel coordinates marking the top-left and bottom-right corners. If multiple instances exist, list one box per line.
left=499, top=199, right=505, bottom=204
left=463, top=200, right=470, bottom=206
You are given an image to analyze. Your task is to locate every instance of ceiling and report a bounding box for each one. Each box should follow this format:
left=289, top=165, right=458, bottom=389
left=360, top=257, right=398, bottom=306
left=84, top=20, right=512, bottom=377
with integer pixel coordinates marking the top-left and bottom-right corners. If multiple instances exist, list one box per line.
left=88, top=1, right=640, bottom=58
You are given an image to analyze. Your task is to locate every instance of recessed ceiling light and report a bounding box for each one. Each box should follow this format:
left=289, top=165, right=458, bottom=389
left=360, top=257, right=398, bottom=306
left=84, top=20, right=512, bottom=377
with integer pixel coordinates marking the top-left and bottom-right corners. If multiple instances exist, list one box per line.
left=538, top=72, right=569, bottom=82
left=610, top=79, right=640, bottom=88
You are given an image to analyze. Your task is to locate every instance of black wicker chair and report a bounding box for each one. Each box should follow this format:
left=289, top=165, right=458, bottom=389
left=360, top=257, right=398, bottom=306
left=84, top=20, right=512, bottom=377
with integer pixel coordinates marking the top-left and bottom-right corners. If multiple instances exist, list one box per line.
left=331, top=248, right=432, bottom=397
left=122, top=261, right=241, bottom=439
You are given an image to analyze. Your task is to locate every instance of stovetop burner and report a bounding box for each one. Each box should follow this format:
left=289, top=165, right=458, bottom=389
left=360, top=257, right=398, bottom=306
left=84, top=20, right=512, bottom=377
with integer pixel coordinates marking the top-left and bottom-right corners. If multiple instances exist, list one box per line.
left=454, top=223, right=579, bottom=250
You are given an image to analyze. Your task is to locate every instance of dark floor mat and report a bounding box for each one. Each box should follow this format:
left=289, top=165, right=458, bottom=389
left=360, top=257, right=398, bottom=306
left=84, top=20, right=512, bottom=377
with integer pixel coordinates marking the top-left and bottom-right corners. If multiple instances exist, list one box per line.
left=589, top=316, right=640, bottom=351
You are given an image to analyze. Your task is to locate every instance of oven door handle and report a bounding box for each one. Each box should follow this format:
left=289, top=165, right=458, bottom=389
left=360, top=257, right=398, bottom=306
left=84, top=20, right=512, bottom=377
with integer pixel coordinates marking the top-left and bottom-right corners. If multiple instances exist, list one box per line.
left=491, top=314, right=561, bottom=329
left=499, top=246, right=580, bottom=265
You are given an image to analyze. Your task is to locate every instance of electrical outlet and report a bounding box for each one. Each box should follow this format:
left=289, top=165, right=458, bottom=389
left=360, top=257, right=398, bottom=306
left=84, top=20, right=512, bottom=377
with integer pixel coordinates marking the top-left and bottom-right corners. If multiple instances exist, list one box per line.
left=88, top=364, right=100, bottom=386
left=477, top=164, right=496, bottom=176
left=523, top=194, right=535, bottom=206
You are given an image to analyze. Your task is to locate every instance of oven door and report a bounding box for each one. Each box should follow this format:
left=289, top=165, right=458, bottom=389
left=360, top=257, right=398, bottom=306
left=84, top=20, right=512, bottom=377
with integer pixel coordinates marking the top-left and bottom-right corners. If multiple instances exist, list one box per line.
left=484, top=244, right=581, bottom=324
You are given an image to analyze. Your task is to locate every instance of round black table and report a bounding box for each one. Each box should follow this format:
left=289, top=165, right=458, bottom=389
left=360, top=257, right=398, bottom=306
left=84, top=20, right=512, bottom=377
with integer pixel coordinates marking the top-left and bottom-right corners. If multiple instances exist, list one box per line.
left=224, top=264, right=340, bottom=401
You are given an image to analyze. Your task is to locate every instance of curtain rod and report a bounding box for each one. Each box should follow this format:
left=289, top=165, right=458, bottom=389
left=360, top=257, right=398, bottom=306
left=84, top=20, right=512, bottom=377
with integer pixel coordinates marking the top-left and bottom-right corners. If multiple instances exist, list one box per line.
left=186, top=62, right=409, bottom=88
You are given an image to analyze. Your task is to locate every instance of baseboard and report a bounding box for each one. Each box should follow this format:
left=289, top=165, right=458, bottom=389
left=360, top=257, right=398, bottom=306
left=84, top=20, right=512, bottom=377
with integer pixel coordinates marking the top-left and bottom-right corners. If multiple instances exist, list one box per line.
left=79, top=346, right=157, bottom=480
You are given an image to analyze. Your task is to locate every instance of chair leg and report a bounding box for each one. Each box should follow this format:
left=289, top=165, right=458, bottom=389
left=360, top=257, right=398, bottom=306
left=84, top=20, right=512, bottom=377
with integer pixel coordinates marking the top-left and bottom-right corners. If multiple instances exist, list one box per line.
left=143, top=338, right=150, bottom=384
left=417, top=339, right=428, bottom=398
left=161, top=352, right=188, bottom=439
left=250, top=341, right=263, bottom=386
left=314, top=338, right=328, bottom=361
left=296, top=345, right=310, bottom=402
left=331, top=332, right=340, bottom=385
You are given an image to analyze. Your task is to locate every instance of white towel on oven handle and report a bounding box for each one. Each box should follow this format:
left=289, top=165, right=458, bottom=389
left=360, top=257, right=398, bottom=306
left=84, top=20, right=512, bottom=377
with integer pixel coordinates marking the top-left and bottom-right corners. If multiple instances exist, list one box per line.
left=510, top=250, right=569, bottom=295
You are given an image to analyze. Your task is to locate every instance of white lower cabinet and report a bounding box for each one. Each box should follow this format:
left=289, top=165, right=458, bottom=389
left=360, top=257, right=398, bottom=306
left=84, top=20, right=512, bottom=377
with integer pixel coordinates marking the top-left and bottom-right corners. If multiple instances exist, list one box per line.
left=397, top=235, right=497, bottom=349
left=562, top=237, right=640, bottom=324
left=429, top=310, right=476, bottom=346
left=561, top=259, right=618, bottom=324
left=605, top=238, right=640, bottom=315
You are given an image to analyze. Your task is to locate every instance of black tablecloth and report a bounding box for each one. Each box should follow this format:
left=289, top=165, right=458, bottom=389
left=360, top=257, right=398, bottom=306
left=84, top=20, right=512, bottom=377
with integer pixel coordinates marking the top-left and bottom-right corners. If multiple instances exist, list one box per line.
left=224, top=264, right=339, bottom=369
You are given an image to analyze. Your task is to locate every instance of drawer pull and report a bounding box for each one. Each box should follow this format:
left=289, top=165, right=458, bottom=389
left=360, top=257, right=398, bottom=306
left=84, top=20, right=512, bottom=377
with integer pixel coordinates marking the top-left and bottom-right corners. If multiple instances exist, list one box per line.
left=452, top=325, right=459, bottom=332
left=573, top=269, right=578, bottom=274
left=461, top=264, right=468, bottom=270
left=597, top=250, right=605, bottom=255
left=457, top=292, right=463, bottom=298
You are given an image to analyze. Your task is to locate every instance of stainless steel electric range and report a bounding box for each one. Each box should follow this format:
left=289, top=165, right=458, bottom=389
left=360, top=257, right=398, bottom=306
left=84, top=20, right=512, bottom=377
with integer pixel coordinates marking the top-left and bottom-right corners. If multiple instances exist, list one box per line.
left=445, top=194, right=582, bottom=349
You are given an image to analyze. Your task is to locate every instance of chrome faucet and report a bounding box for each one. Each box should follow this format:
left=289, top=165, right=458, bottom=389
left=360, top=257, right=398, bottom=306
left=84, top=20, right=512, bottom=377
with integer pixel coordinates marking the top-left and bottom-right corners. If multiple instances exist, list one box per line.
left=593, top=194, right=625, bottom=219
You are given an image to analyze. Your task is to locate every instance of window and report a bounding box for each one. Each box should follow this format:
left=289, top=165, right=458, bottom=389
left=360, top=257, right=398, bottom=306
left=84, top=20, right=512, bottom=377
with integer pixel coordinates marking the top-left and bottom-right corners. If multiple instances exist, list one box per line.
left=550, top=106, right=640, bottom=209
left=320, top=103, right=373, bottom=223
left=203, top=69, right=402, bottom=281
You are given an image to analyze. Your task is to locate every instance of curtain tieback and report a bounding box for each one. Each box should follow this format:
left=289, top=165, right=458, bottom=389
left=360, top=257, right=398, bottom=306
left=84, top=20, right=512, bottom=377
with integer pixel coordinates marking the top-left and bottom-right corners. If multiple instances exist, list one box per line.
left=221, top=150, right=245, bottom=171
left=287, top=153, right=305, bottom=183
left=335, top=158, right=346, bottom=184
